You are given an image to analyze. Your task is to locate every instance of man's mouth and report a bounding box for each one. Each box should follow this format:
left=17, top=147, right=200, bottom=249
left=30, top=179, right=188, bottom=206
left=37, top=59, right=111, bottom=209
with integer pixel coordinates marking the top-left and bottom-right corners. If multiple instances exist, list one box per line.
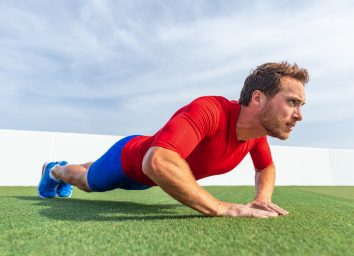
left=286, top=123, right=296, bottom=131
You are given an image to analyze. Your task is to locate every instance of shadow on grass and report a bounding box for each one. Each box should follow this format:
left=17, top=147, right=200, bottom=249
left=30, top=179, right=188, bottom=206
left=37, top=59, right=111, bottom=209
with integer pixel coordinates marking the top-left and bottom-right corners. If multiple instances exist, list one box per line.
left=14, top=196, right=204, bottom=222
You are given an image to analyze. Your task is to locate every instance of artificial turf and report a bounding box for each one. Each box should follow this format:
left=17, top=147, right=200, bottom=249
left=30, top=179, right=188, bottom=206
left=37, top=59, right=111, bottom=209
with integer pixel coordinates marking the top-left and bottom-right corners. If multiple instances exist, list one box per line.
left=0, top=186, right=353, bottom=256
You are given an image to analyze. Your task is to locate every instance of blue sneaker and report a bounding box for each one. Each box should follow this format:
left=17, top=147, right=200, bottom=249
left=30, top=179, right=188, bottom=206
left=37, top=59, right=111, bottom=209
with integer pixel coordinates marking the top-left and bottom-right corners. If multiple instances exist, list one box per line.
left=56, top=161, right=73, bottom=198
left=38, top=161, right=60, bottom=198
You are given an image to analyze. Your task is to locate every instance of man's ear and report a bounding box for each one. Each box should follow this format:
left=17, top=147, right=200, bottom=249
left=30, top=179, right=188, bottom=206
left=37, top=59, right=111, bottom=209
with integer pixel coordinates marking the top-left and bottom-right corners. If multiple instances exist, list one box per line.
left=251, top=90, right=264, bottom=105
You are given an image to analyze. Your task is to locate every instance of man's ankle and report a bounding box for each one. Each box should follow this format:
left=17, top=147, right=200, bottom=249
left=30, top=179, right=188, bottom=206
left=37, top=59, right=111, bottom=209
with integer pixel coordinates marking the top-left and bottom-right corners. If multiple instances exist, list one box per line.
left=50, top=166, right=61, bottom=182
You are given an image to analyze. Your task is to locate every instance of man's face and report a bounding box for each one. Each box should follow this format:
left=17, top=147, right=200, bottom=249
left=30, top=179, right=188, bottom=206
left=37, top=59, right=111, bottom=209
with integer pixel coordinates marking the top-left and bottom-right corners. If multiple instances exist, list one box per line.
left=260, top=76, right=306, bottom=140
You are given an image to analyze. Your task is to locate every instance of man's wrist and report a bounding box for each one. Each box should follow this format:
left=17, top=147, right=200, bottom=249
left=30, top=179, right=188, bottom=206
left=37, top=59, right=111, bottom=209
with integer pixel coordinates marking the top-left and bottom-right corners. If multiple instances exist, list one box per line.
left=254, top=193, right=272, bottom=202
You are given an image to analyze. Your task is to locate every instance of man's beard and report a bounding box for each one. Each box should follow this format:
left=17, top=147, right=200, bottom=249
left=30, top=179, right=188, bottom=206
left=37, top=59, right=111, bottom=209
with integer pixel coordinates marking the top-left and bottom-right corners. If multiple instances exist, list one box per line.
left=260, top=103, right=289, bottom=140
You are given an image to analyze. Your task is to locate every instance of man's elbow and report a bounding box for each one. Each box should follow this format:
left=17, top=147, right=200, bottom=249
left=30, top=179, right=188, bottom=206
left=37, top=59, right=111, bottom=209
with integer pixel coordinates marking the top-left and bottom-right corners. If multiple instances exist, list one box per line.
left=142, top=147, right=165, bottom=177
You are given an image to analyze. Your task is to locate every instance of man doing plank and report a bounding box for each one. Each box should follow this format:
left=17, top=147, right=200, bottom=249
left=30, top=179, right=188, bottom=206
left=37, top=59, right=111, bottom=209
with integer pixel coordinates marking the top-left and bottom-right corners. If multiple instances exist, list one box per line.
left=38, top=62, right=308, bottom=218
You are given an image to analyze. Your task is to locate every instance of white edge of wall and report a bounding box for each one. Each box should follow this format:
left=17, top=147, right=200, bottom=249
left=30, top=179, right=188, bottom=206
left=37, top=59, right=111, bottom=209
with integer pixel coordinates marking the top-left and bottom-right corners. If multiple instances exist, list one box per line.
left=1, top=129, right=353, bottom=186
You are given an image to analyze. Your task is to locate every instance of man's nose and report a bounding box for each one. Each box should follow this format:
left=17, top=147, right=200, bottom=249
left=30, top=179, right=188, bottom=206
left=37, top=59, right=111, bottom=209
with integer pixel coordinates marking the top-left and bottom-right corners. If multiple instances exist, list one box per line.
left=294, top=107, right=303, bottom=121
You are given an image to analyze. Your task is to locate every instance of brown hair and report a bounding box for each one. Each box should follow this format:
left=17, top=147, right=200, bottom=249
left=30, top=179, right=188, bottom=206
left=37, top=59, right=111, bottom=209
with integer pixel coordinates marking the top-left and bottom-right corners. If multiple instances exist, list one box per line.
left=239, top=62, right=309, bottom=106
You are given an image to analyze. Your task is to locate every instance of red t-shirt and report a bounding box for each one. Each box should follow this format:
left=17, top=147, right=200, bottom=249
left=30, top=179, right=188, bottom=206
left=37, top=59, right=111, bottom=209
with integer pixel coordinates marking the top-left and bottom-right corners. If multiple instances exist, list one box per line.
left=121, top=96, right=273, bottom=186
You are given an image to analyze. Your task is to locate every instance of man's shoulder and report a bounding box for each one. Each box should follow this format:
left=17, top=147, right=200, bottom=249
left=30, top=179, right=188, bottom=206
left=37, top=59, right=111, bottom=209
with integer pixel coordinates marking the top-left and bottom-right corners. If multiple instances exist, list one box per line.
left=192, top=96, right=238, bottom=108
left=194, top=95, right=233, bottom=102
left=187, top=96, right=239, bottom=129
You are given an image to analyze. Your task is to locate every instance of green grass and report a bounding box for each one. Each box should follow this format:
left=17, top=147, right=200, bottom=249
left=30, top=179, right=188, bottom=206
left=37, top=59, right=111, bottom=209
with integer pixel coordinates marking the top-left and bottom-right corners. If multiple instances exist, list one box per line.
left=1, top=186, right=353, bottom=256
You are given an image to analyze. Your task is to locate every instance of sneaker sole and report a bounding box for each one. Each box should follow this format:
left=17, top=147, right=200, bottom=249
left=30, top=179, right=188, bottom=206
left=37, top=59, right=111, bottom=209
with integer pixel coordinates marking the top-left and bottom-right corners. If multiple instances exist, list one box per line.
left=37, top=161, right=56, bottom=198
left=56, top=191, right=73, bottom=198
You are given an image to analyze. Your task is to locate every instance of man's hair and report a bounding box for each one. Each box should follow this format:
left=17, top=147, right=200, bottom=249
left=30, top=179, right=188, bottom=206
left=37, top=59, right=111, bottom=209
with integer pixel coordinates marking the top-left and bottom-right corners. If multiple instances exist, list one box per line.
left=239, top=62, right=309, bottom=106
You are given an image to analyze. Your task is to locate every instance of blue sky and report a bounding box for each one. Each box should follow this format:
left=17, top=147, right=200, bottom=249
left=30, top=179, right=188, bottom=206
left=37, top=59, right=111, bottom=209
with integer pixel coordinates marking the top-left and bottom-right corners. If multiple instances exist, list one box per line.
left=1, top=0, right=353, bottom=149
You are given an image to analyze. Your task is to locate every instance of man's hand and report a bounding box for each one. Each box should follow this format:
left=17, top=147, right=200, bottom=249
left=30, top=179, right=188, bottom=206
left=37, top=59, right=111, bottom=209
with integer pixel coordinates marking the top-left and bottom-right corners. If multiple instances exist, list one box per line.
left=218, top=202, right=279, bottom=218
left=247, top=199, right=289, bottom=216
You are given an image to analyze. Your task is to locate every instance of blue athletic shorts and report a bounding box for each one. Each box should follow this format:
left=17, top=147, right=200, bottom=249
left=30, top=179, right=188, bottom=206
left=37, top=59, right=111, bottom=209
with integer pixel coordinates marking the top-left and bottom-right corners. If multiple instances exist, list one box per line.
left=87, top=135, right=151, bottom=192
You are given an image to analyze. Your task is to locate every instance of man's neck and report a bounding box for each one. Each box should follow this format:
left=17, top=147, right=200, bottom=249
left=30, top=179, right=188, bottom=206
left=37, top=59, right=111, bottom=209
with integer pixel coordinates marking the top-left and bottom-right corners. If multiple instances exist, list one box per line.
left=236, top=105, right=267, bottom=141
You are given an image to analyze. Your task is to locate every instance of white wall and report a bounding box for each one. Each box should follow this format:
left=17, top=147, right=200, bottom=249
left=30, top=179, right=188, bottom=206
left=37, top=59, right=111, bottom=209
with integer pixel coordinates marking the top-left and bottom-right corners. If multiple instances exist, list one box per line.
left=0, top=129, right=353, bottom=186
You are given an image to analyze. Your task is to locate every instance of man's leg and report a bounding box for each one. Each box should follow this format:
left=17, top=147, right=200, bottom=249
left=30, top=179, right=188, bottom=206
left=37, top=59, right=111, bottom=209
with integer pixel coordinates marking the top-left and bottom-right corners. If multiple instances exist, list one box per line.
left=38, top=135, right=149, bottom=198
left=51, top=162, right=93, bottom=192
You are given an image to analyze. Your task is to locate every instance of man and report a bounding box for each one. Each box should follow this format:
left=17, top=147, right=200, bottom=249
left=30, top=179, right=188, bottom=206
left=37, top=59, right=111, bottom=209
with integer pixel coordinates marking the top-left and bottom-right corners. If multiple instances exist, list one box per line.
left=38, top=62, right=308, bottom=218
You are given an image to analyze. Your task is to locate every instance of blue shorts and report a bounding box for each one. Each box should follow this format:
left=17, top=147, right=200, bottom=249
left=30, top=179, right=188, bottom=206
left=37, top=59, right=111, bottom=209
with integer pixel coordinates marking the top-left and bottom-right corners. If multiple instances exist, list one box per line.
left=87, top=135, right=151, bottom=192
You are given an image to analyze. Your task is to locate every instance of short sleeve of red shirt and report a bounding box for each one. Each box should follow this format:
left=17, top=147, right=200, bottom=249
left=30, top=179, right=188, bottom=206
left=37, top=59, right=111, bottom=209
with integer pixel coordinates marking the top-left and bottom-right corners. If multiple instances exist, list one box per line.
left=250, top=136, right=273, bottom=170
left=151, top=97, right=221, bottom=159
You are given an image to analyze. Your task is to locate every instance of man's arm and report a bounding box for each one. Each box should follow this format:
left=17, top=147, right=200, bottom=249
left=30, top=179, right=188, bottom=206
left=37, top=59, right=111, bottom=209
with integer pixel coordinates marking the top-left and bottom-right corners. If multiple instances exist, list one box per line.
left=142, top=146, right=278, bottom=218
left=255, top=164, right=276, bottom=202
left=248, top=164, right=289, bottom=216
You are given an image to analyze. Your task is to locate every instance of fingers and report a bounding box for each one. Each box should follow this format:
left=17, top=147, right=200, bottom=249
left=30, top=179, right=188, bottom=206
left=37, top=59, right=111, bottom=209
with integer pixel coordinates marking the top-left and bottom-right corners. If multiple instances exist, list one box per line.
left=249, top=208, right=278, bottom=218
left=248, top=201, right=289, bottom=216
left=268, top=203, right=289, bottom=216
left=224, top=204, right=278, bottom=218
left=247, top=201, right=274, bottom=213
left=221, top=203, right=286, bottom=218
left=259, top=202, right=288, bottom=216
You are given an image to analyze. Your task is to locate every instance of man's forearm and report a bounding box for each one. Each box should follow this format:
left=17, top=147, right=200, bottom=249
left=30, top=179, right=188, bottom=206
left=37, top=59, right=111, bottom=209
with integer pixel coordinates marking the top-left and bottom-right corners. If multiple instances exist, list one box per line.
left=254, top=164, right=276, bottom=202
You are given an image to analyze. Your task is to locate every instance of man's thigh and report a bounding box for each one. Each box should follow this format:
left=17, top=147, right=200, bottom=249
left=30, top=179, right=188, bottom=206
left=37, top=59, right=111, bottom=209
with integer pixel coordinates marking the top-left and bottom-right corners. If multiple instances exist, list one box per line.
left=86, top=135, right=151, bottom=192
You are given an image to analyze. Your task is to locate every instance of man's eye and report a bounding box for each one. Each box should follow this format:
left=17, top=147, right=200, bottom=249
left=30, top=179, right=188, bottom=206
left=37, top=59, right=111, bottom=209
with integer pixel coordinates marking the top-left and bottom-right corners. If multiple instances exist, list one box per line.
left=288, top=100, right=296, bottom=106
